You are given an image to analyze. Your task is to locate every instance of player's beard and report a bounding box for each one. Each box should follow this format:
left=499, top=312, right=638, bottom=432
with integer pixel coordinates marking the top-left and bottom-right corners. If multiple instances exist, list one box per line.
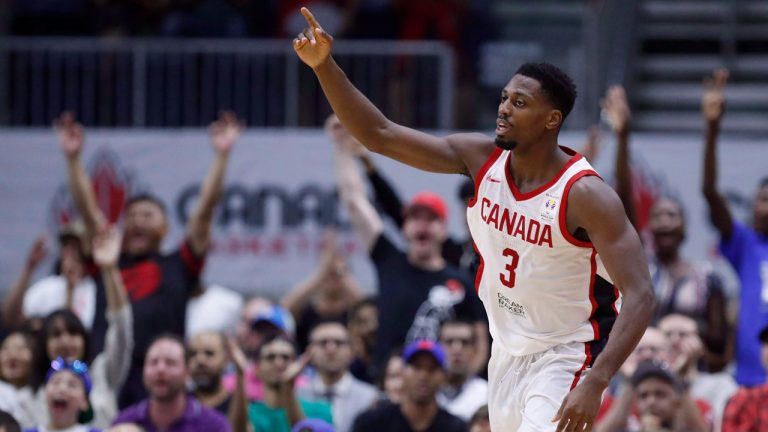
left=495, top=137, right=517, bottom=150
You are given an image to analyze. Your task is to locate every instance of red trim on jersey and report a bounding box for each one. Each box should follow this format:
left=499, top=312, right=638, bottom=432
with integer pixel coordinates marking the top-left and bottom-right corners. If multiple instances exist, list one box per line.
left=472, top=241, right=485, bottom=294
left=588, top=248, right=600, bottom=339
left=558, top=169, right=601, bottom=248
left=468, top=147, right=504, bottom=208
left=571, top=343, right=593, bottom=390
left=504, top=146, right=582, bottom=201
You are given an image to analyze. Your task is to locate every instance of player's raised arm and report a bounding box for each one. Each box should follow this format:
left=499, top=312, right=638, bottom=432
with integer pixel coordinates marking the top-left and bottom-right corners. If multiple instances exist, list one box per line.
left=554, top=177, right=655, bottom=432
left=700, top=69, right=733, bottom=239
left=293, top=7, right=491, bottom=176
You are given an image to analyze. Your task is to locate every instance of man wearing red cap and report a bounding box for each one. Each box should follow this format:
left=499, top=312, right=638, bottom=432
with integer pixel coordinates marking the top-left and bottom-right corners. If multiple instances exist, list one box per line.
left=328, top=115, right=488, bottom=377
left=297, top=11, right=654, bottom=432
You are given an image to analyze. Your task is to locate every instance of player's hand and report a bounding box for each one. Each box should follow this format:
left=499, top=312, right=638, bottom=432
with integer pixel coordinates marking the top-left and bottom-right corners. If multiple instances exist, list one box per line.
left=54, top=112, right=85, bottom=159
left=25, top=235, right=48, bottom=271
left=92, top=226, right=122, bottom=267
left=701, top=68, right=728, bottom=124
left=209, top=111, right=243, bottom=154
left=293, top=7, right=334, bottom=69
left=553, top=381, right=603, bottom=432
left=600, top=85, right=631, bottom=137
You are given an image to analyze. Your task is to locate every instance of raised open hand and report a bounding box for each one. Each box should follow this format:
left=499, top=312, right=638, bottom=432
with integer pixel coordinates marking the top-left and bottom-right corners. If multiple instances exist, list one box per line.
left=702, top=69, right=729, bottom=124
left=209, top=111, right=243, bottom=154
left=54, top=112, right=85, bottom=158
left=292, top=7, right=334, bottom=69
left=600, top=85, right=631, bottom=136
left=92, top=226, right=122, bottom=267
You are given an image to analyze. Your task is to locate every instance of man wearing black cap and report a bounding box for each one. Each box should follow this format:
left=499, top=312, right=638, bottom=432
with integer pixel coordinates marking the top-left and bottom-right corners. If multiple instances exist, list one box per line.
left=351, top=339, right=466, bottom=432
left=722, top=325, right=768, bottom=432
left=329, top=115, right=488, bottom=378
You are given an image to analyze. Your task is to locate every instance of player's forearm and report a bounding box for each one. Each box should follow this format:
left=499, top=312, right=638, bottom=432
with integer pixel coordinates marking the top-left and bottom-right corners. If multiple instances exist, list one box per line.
left=586, top=286, right=655, bottom=389
left=187, top=150, right=230, bottom=254
left=66, top=156, right=106, bottom=237
left=314, top=58, right=394, bottom=153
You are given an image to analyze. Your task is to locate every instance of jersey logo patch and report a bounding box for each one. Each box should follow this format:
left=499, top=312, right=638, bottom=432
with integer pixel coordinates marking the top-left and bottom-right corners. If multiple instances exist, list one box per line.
left=497, top=292, right=526, bottom=318
left=540, top=195, right=559, bottom=222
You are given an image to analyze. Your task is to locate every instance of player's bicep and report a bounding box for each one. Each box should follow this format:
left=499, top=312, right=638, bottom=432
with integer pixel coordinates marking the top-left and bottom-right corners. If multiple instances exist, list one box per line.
left=570, top=179, right=651, bottom=295
left=372, top=124, right=466, bottom=174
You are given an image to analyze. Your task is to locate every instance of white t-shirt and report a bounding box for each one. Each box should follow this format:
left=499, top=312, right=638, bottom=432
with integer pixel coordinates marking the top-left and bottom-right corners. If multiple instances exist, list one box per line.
left=437, top=377, right=489, bottom=421
left=185, top=284, right=244, bottom=338
left=23, top=275, right=96, bottom=330
left=0, top=380, right=20, bottom=420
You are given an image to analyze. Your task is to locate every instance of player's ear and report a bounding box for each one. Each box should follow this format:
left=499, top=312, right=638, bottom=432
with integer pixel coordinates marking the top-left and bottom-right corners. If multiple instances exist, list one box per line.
left=545, top=109, right=563, bottom=130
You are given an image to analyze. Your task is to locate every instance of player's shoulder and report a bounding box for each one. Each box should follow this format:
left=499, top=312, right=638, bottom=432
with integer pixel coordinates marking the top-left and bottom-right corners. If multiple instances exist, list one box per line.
left=567, top=174, right=625, bottom=221
left=445, top=132, right=497, bottom=178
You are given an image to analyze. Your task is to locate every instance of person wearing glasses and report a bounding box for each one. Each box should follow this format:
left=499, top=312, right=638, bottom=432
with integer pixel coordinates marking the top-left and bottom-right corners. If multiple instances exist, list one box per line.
left=298, top=322, right=378, bottom=432
left=248, top=336, right=332, bottom=432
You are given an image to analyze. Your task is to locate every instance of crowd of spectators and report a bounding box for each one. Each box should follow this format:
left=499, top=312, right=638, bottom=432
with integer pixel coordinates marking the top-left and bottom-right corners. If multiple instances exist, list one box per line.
left=0, top=66, right=766, bottom=432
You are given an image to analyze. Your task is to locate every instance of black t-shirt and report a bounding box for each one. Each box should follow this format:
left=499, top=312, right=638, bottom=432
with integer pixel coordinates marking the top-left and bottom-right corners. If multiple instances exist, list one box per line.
left=351, top=400, right=467, bottom=432
left=116, top=241, right=204, bottom=407
left=371, top=235, right=485, bottom=370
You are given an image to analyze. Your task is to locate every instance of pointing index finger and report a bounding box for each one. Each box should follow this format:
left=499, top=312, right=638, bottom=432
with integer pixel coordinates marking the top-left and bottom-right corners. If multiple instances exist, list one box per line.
left=301, top=7, right=322, bottom=31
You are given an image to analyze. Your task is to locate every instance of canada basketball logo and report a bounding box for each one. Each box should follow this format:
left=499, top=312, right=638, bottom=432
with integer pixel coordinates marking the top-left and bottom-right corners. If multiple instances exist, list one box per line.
left=49, top=148, right=142, bottom=232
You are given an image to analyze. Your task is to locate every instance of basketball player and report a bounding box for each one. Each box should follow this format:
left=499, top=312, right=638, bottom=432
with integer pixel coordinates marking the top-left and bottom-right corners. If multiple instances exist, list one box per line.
left=292, top=8, right=655, bottom=431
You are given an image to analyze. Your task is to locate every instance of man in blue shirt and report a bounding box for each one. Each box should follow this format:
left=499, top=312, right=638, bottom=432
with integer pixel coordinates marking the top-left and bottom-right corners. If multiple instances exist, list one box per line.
left=701, top=69, right=768, bottom=386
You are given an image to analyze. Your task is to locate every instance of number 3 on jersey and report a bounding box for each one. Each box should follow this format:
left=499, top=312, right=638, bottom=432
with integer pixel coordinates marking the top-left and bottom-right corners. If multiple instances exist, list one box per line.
left=499, top=248, right=519, bottom=288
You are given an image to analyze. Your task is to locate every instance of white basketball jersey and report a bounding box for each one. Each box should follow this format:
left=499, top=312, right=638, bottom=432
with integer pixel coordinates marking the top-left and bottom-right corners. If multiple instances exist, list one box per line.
left=467, top=146, right=620, bottom=358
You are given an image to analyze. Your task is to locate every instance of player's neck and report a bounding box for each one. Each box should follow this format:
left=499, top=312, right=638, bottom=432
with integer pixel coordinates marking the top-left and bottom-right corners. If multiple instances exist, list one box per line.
left=508, top=144, right=568, bottom=191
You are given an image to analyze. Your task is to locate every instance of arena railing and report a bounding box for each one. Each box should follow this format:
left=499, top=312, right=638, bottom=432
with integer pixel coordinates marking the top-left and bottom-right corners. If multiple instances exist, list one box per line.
left=0, top=38, right=455, bottom=129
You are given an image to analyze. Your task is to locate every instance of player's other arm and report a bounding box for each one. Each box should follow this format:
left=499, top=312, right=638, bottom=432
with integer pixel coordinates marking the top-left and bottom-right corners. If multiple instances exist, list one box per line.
left=700, top=69, right=733, bottom=239
left=554, top=177, right=655, bottom=431
left=331, top=121, right=384, bottom=251
left=293, top=7, right=494, bottom=176
left=573, top=177, right=655, bottom=387
left=186, top=112, right=240, bottom=256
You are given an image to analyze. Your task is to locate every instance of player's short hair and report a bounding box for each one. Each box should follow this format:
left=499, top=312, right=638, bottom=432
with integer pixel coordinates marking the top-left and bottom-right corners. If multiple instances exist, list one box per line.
left=515, top=62, right=577, bottom=120
left=126, top=193, right=167, bottom=216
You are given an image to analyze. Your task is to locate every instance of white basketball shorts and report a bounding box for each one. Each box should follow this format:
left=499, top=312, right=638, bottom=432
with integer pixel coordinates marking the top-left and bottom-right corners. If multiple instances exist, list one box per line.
left=487, top=340, right=592, bottom=431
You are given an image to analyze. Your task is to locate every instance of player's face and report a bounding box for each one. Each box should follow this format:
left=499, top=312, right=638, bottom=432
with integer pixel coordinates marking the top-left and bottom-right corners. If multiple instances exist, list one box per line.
left=635, top=378, right=680, bottom=424
left=403, top=207, right=447, bottom=258
left=123, top=200, right=167, bottom=256
left=753, top=184, right=768, bottom=234
left=143, top=340, right=187, bottom=402
left=309, top=324, right=352, bottom=375
left=188, top=332, right=228, bottom=392
left=648, top=197, right=685, bottom=256
left=439, top=323, right=475, bottom=377
left=495, top=74, right=560, bottom=151
left=403, top=353, right=445, bottom=404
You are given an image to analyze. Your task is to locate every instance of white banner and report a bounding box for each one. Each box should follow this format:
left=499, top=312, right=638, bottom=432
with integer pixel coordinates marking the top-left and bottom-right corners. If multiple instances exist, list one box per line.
left=0, top=129, right=765, bottom=299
